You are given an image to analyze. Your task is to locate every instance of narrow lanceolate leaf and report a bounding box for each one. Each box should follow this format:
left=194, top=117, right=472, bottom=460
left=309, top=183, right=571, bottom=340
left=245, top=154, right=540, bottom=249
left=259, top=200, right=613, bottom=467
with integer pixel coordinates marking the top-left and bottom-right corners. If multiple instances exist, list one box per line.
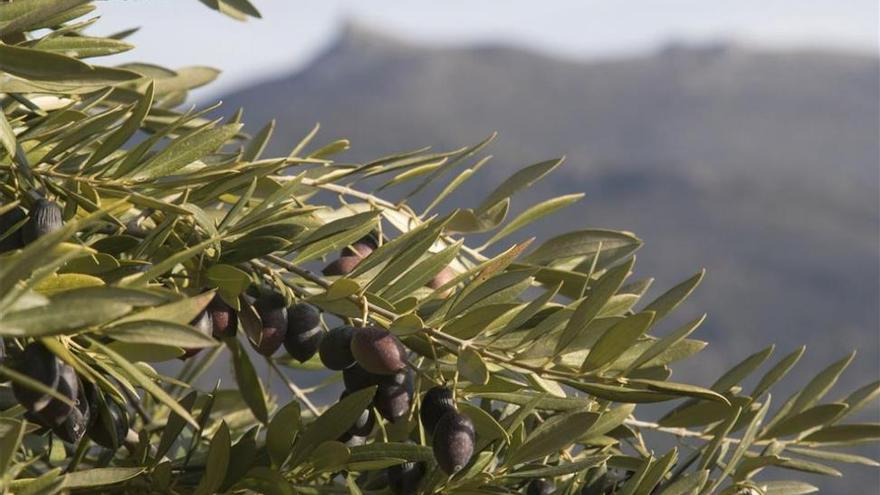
left=557, top=257, right=635, bottom=354
left=505, top=455, right=609, bottom=478
left=104, top=320, right=220, bottom=349
left=761, top=403, right=848, bottom=439
left=801, top=423, right=880, bottom=445
left=88, top=338, right=198, bottom=427
left=228, top=338, right=268, bottom=424
left=458, top=348, right=490, bottom=385
left=88, top=81, right=152, bottom=165
left=482, top=193, right=585, bottom=249
left=709, top=398, right=772, bottom=492
left=477, top=157, right=564, bottom=213
left=788, top=352, right=856, bottom=415
left=757, top=480, right=818, bottom=495
left=582, top=311, right=654, bottom=371
left=642, top=269, right=705, bottom=322
left=506, top=411, right=597, bottom=466
left=33, top=36, right=134, bottom=58
left=129, top=123, right=242, bottom=181
left=0, top=0, right=91, bottom=37
left=0, top=419, right=26, bottom=475
left=0, top=109, right=16, bottom=157
left=0, top=44, right=140, bottom=84
left=0, top=299, right=132, bottom=337
left=711, top=345, right=775, bottom=393
left=290, top=387, right=376, bottom=466
left=627, top=314, right=705, bottom=372
left=524, top=229, right=642, bottom=267
left=242, top=119, right=275, bottom=161
left=154, top=392, right=198, bottom=463
left=194, top=422, right=230, bottom=495
left=267, top=401, right=301, bottom=467
left=752, top=346, right=805, bottom=398
left=61, top=468, right=145, bottom=490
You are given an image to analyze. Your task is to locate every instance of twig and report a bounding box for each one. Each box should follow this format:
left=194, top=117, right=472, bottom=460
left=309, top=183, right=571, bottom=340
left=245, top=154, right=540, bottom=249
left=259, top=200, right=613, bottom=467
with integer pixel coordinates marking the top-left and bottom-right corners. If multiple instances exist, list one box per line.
left=267, top=358, right=321, bottom=416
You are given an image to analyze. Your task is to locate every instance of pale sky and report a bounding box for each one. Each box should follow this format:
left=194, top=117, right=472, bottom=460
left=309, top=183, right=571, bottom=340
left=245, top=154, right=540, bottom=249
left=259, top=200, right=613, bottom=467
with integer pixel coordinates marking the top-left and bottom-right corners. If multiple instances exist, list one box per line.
left=93, top=0, right=878, bottom=98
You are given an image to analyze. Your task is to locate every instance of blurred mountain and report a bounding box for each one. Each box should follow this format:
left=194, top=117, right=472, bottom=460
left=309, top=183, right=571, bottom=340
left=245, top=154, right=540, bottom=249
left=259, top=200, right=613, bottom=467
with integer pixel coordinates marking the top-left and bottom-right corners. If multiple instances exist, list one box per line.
left=212, top=24, right=879, bottom=406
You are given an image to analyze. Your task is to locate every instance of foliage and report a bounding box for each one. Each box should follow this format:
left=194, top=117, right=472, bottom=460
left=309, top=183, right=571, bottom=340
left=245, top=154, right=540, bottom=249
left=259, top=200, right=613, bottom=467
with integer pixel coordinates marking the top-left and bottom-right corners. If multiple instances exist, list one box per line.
left=0, top=1, right=877, bottom=494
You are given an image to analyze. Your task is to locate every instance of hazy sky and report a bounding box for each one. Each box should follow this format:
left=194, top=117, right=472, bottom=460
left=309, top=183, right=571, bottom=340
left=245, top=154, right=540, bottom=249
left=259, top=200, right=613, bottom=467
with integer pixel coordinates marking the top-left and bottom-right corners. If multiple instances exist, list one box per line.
left=94, top=0, right=878, bottom=98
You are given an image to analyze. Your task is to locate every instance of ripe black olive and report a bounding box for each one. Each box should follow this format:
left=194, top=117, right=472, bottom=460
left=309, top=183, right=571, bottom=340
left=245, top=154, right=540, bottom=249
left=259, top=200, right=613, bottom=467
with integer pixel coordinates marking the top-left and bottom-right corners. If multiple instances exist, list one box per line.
left=207, top=294, right=238, bottom=338
left=11, top=342, right=61, bottom=413
left=350, top=326, right=407, bottom=375
left=321, top=256, right=361, bottom=276
left=374, top=370, right=412, bottom=423
left=342, top=364, right=379, bottom=392
left=341, top=234, right=378, bottom=258
left=0, top=206, right=26, bottom=253
left=87, top=397, right=129, bottom=450
left=427, top=266, right=456, bottom=298
left=34, top=362, right=78, bottom=426
left=388, top=461, right=425, bottom=495
left=318, top=325, right=355, bottom=370
left=181, top=309, right=213, bottom=359
left=22, top=198, right=63, bottom=244
left=527, top=479, right=555, bottom=495
left=52, top=377, right=92, bottom=444
left=252, top=292, right=288, bottom=356
left=420, top=386, right=456, bottom=436
left=284, top=303, right=323, bottom=363
left=432, top=410, right=475, bottom=475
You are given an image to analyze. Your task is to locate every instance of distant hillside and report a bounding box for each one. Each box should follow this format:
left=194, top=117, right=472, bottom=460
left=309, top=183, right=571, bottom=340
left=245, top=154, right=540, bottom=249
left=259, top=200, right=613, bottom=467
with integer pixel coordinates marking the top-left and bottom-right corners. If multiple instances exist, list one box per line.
left=211, top=25, right=879, bottom=397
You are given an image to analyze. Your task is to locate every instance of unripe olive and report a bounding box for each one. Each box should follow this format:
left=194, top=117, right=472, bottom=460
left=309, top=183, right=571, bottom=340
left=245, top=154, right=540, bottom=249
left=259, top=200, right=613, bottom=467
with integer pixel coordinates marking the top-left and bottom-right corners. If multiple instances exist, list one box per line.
left=350, top=326, right=406, bottom=375
left=318, top=325, right=355, bottom=370
left=181, top=309, right=213, bottom=359
left=11, top=342, right=61, bottom=413
left=527, top=479, right=555, bottom=495
left=432, top=410, right=475, bottom=475
left=284, top=303, right=323, bottom=363
left=343, top=364, right=379, bottom=392
left=321, top=256, right=362, bottom=276
left=252, top=292, right=288, bottom=356
left=207, top=294, right=237, bottom=338
left=22, top=198, right=63, bottom=244
left=427, top=266, right=456, bottom=298
left=88, top=398, right=129, bottom=450
left=374, top=370, right=412, bottom=423
left=388, top=461, right=425, bottom=495
left=0, top=206, right=25, bottom=253
left=34, top=362, right=78, bottom=426
left=420, top=386, right=456, bottom=436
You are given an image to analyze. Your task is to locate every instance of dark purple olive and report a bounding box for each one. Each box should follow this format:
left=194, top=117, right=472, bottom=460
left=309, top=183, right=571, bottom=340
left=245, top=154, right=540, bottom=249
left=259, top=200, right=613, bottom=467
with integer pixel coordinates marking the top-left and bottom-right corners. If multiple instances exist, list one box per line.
left=207, top=294, right=238, bottom=338
left=34, top=362, right=78, bottom=426
left=318, top=325, right=355, bottom=370
left=11, top=342, right=61, bottom=413
left=527, top=479, right=556, bottom=495
left=252, top=292, right=288, bottom=356
left=427, top=266, right=456, bottom=298
left=22, top=198, right=63, bottom=244
left=321, top=256, right=361, bottom=276
left=0, top=206, right=26, bottom=253
left=420, top=386, right=456, bottom=436
left=87, top=397, right=129, bottom=450
left=341, top=234, right=378, bottom=258
left=284, top=303, right=323, bottom=363
left=180, top=309, right=213, bottom=360
left=343, top=364, right=379, bottom=392
left=374, top=370, right=412, bottom=423
left=388, top=461, right=425, bottom=495
left=350, top=326, right=407, bottom=375
left=52, top=377, right=91, bottom=444
left=432, top=410, right=475, bottom=475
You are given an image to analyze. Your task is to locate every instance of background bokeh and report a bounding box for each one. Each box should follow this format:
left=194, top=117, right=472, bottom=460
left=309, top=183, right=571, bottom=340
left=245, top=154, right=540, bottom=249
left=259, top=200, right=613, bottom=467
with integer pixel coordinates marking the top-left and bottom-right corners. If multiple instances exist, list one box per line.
left=93, top=1, right=879, bottom=492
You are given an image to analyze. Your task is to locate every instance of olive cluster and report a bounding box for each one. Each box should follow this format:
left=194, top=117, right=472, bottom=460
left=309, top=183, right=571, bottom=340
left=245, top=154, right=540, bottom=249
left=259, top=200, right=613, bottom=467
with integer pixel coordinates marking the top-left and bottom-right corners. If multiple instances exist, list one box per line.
left=420, top=386, right=475, bottom=476
left=9, top=342, right=129, bottom=449
left=0, top=198, right=64, bottom=253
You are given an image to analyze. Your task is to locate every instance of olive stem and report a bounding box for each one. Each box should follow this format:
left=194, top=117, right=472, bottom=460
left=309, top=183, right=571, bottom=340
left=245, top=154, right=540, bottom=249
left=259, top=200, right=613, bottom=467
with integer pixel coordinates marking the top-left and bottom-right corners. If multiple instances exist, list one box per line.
left=266, top=358, right=321, bottom=417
